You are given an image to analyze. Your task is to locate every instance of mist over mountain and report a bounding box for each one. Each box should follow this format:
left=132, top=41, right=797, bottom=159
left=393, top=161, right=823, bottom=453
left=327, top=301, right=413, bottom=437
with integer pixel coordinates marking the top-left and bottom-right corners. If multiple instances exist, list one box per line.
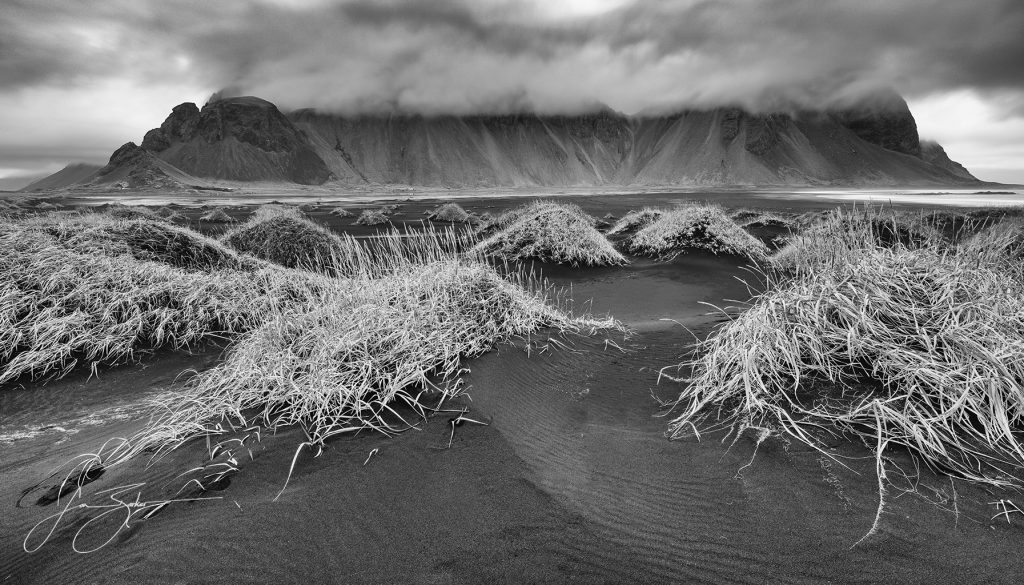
left=28, top=92, right=980, bottom=191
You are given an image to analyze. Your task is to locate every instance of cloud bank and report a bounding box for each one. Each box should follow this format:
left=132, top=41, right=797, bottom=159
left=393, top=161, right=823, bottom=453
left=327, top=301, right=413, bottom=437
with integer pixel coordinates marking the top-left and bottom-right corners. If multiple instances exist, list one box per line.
left=1, top=0, right=1023, bottom=181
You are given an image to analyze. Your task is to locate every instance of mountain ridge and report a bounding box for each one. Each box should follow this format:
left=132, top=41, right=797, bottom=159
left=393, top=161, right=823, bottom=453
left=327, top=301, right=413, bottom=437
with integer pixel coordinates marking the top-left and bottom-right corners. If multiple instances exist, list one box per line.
left=32, top=93, right=986, bottom=191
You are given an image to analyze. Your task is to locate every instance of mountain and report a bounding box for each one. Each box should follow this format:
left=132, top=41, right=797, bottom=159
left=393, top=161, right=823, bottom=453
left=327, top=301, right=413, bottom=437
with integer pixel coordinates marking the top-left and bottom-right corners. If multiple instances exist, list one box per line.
left=20, top=163, right=102, bottom=192
left=82, top=142, right=222, bottom=190
left=920, top=140, right=977, bottom=181
left=50, top=93, right=980, bottom=191
left=140, top=96, right=331, bottom=185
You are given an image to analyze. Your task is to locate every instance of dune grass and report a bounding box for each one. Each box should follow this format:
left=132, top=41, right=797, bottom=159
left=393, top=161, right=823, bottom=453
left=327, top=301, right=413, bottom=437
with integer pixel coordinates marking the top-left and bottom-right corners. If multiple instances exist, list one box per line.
left=18, top=222, right=616, bottom=546
left=199, top=208, right=233, bottom=223
left=27, top=213, right=263, bottom=272
left=329, top=207, right=353, bottom=217
left=0, top=216, right=329, bottom=385
left=770, top=207, right=947, bottom=272
left=473, top=201, right=625, bottom=266
left=607, top=207, right=663, bottom=235
left=427, top=202, right=471, bottom=223
left=356, top=209, right=391, bottom=226
left=101, top=204, right=161, bottom=221
left=626, top=203, right=768, bottom=261
left=666, top=208, right=1024, bottom=500
left=222, top=205, right=357, bottom=271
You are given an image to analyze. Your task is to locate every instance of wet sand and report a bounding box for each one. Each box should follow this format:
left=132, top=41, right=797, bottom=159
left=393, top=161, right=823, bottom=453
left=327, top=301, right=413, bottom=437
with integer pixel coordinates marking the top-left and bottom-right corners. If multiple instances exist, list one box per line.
left=3, top=196, right=1024, bottom=584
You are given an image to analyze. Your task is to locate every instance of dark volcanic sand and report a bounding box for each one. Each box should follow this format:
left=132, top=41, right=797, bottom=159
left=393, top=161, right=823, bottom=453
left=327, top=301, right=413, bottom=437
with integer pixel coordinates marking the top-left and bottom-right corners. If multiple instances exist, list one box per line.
left=3, top=196, right=1024, bottom=584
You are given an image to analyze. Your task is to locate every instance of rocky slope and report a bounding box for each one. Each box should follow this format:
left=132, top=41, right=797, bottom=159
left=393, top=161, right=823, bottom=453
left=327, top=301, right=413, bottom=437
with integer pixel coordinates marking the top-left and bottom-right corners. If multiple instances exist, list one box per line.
left=46, top=93, right=980, bottom=190
left=19, top=163, right=102, bottom=192
left=141, top=97, right=330, bottom=185
left=83, top=142, right=220, bottom=190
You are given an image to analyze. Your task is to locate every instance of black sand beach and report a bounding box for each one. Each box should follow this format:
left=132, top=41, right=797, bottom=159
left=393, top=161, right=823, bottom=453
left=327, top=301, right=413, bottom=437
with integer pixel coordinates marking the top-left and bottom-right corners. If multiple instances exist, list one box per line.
left=3, top=192, right=1024, bottom=584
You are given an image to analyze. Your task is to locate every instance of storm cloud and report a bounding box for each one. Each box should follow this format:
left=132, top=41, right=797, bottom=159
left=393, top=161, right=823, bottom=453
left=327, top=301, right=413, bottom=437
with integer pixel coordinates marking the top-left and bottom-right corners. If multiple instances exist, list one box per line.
left=1, top=0, right=1023, bottom=181
left=2, top=0, right=1023, bottom=114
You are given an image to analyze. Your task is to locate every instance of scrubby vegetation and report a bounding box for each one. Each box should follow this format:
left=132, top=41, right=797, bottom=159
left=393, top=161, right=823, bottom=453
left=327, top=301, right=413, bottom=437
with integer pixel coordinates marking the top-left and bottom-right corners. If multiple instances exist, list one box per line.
left=28, top=213, right=263, bottom=272
left=473, top=201, right=625, bottom=266
left=13, top=209, right=615, bottom=550
left=199, top=208, right=233, bottom=223
left=771, top=207, right=943, bottom=272
left=100, top=204, right=161, bottom=221
left=427, top=202, right=471, bottom=223
left=0, top=215, right=324, bottom=385
left=356, top=209, right=391, bottom=226
left=665, top=207, right=1024, bottom=530
left=329, top=207, right=353, bottom=217
left=626, top=204, right=768, bottom=261
left=222, top=205, right=356, bottom=271
left=607, top=207, right=663, bottom=235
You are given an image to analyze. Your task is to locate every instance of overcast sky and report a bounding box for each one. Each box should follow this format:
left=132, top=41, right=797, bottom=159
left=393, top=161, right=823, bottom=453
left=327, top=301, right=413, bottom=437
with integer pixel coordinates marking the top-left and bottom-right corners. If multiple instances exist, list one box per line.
left=1, top=0, right=1022, bottom=184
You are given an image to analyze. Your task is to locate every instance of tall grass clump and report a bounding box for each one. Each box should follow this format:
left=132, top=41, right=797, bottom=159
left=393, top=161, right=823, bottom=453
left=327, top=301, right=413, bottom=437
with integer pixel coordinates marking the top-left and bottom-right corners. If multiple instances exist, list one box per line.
left=222, top=205, right=356, bottom=272
left=607, top=207, right=663, bottom=235
left=329, top=207, right=353, bottom=218
left=94, top=259, right=613, bottom=467
left=100, top=204, right=161, bottom=221
left=771, top=207, right=944, bottom=273
left=0, top=218, right=330, bottom=385
left=356, top=209, right=391, bottom=225
left=199, top=208, right=233, bottom=223
left=958, top=218, right=1024, bottom=278
left=427, top=202, right=471, bottom=223
left=666, top=211, right=1024, bottom=496
left=473, top=201, right=625, bottom=266
left=29, top=213, right=263, bottom=272
left=627, top=203, right=768, bottom=261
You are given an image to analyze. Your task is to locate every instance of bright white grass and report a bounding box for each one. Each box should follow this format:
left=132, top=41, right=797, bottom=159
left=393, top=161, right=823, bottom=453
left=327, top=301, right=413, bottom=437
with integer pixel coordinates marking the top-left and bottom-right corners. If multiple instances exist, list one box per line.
left=771, top=207, right=944, bottom=273
left=667, top=209, right=1024, bottom=511
left=198, top=208, right=232, bottom=223
left=95, top=258, right=614, bottom=469
left=607, top=207, right=663, bottom=235
left=0, top=218, right=329, bottom=385
left=627, top=203, right=768, bottom=261
left=473, top=201, right=625, bottom=266
left=427, top=202, right=471, bottom=223
left=356, top=209, right=391, bottom=225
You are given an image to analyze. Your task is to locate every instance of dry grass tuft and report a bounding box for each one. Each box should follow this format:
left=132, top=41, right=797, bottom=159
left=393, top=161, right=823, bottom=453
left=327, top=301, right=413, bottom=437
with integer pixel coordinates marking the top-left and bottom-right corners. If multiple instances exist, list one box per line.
left=771, top=207, right=944, bottom=273
left=30, top=213, right=263, bottom=272
left=199, top=208, right=233, bottom=223
left=222, top=205, right=354, bottom=271
left=626, top=203, right=768, bottom=261
left=0, top=216, right=327, bottom=385
left=473, top=201, right=625, bottom=266
left=666, top=209, right=1024, bottom=495
left=427, top=202, right=472, bottom=223
left=100, top=205, right=162, bottom=221
left=329, top=207, right=353, bottom=217
left=607, top=207, right=663, bottom=235
left=355, top=209, right=391, bottom=226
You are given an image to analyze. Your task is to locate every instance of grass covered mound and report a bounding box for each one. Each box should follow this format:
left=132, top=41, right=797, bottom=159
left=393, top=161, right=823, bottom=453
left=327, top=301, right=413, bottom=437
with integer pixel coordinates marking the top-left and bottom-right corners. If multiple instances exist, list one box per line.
left=772, top=208, right=943, bottom=272
left=607, top=208, right=664, bottom=235
left=666, top=216, right=1024, bottom=494
left=329, top=207, right=353, bottom=217
left=100, top=204, right=162, bottom=221
left=355, top=209, right=391, bottom=226
left=0, top=219, right=328, bottom=385
left=100, top=259, right=614, bottom=468
left=427, top=202, right=471, bottom=223
left=222, top=205, right=354, bottom=271
left=959, top=218, right=1024, bottom=272
left=473, top=201, right=625, bottom=266
left=199, top=208, right=233, bottom=223
left=626, top=204, right=768, bottom=261
left=31, top=213, right=263, bottom=272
